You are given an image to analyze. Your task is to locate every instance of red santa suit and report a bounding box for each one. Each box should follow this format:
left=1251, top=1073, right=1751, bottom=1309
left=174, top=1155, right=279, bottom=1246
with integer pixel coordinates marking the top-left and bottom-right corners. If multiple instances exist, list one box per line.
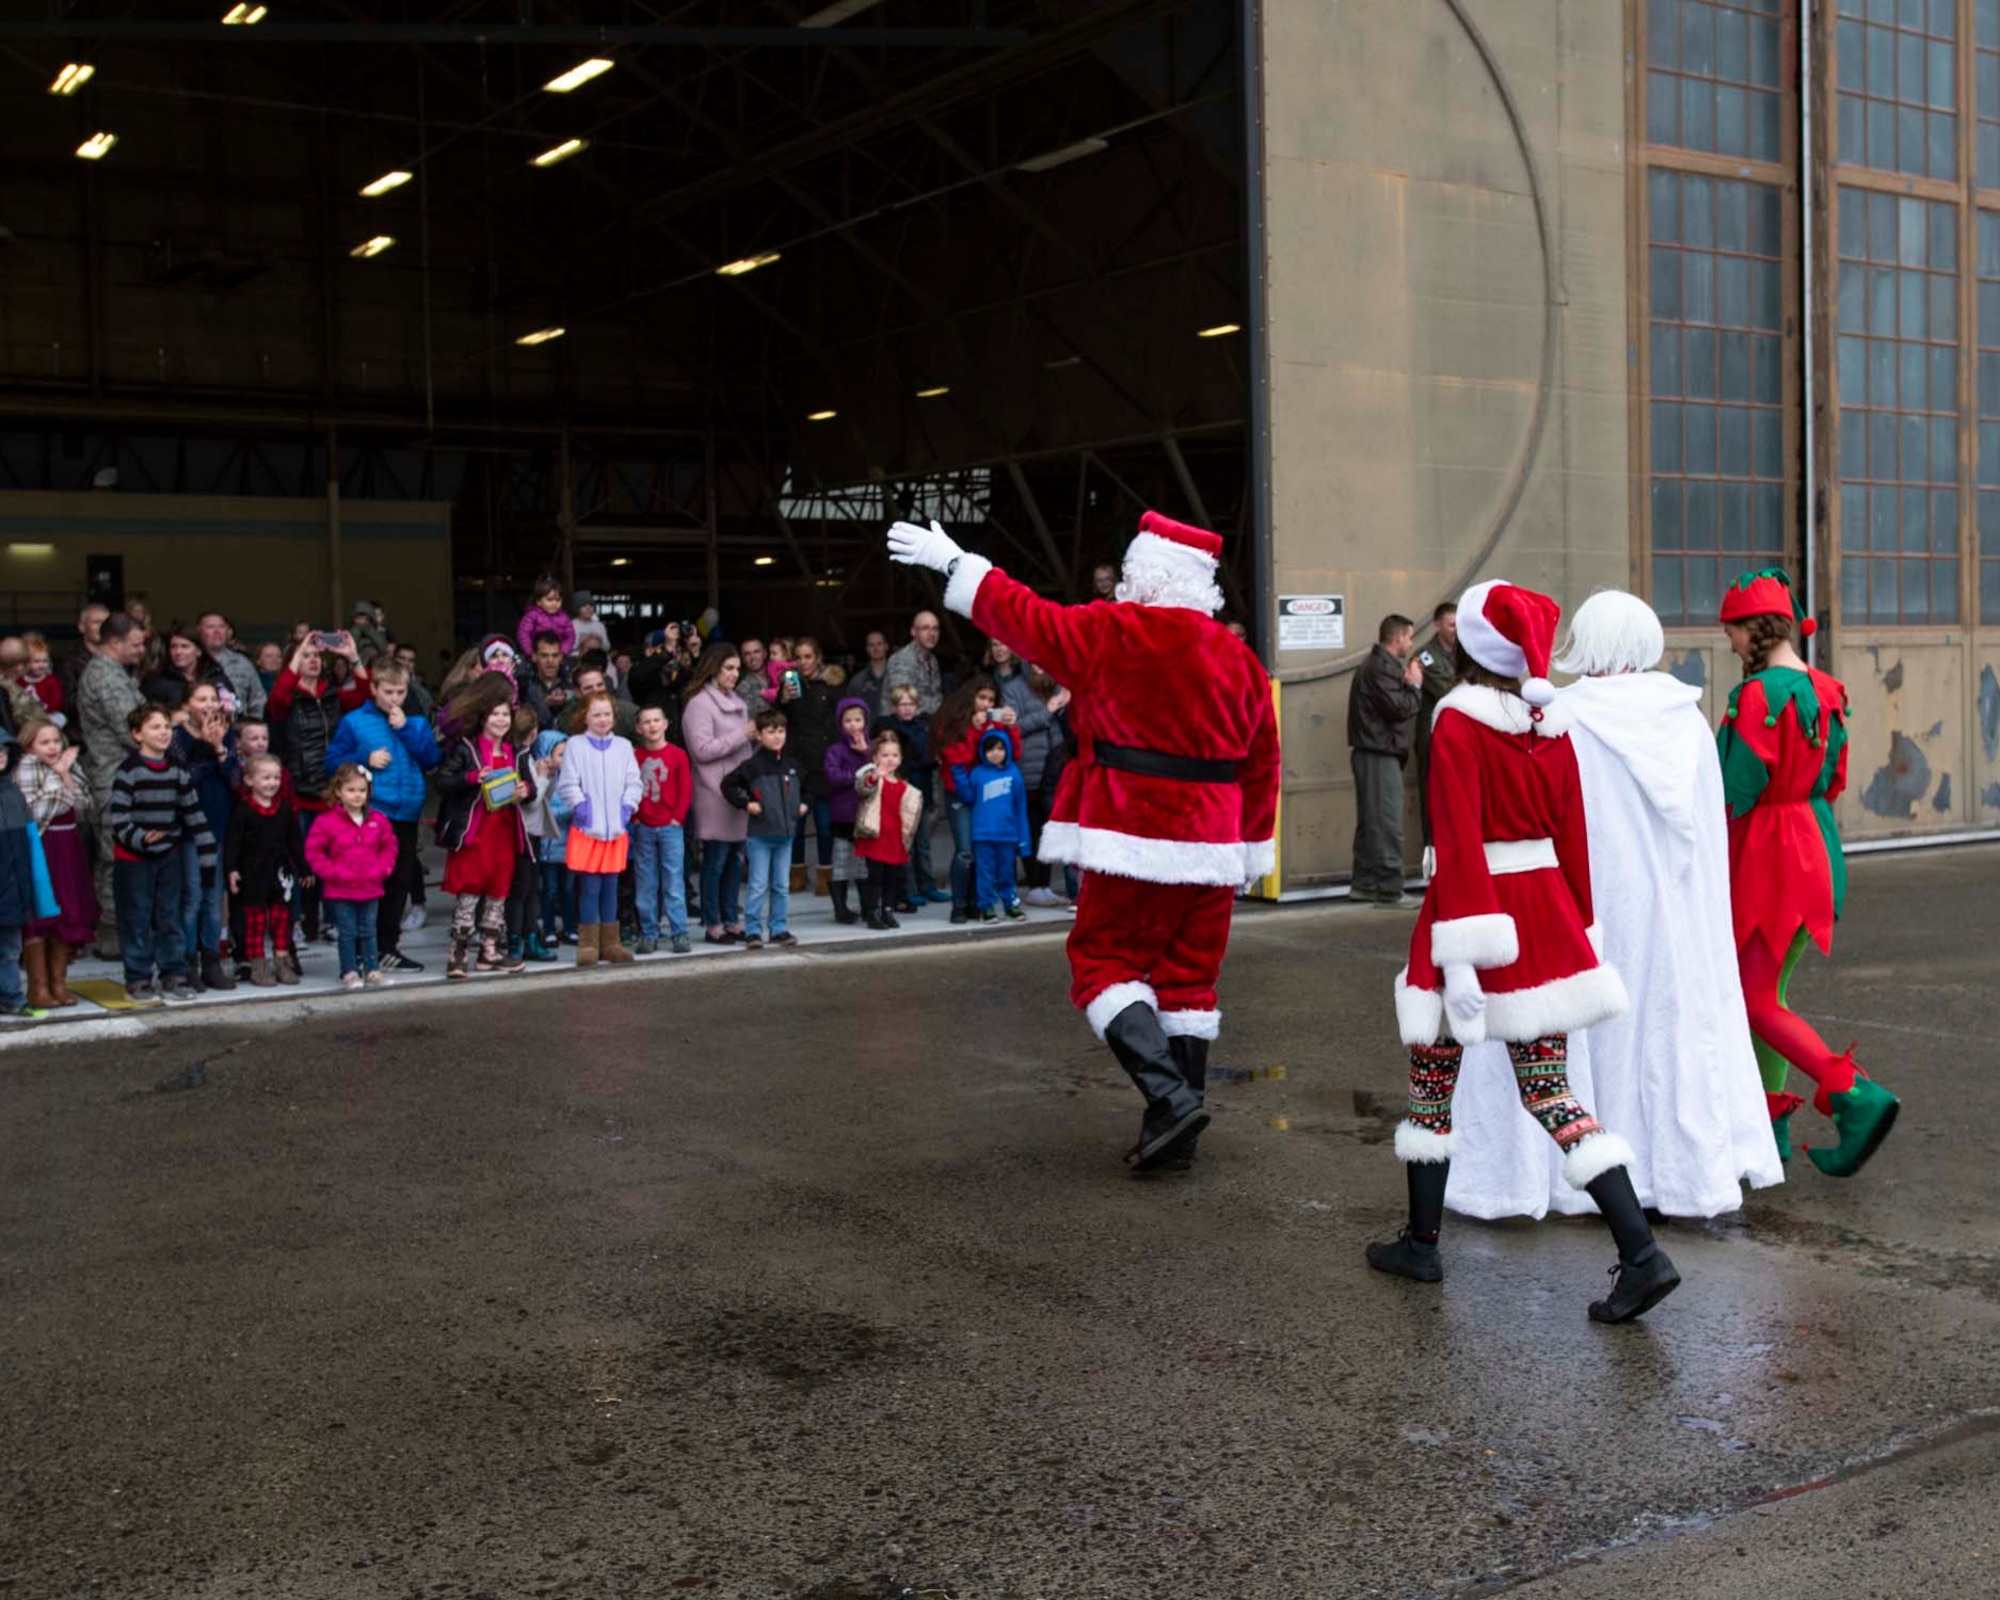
left=889, top=508, right=1278, bottom=1172
left=938, top=514, right=1279, bottom=1039
left=1394, top=684, right=1625, bottom=1051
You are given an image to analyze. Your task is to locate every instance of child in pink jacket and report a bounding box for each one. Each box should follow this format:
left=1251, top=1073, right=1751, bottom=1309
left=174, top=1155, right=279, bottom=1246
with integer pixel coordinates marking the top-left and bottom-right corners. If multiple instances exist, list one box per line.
left=304, top=763, right=403, bottom=990
left=515, top=574, right=577, bottom=660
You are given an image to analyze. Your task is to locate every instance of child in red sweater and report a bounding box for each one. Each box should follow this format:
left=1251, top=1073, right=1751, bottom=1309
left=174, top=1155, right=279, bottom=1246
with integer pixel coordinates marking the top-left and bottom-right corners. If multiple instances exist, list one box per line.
left=632, top=705, right=693, bottom=953
left=854, top=731, right=924, bottom=931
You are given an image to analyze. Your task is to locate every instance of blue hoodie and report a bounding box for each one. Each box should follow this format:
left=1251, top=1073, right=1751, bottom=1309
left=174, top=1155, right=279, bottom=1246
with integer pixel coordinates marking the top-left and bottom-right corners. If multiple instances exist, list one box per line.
left=323, top=698, right=440, bottom=822
left=958, top=728, right=1031, bottom=851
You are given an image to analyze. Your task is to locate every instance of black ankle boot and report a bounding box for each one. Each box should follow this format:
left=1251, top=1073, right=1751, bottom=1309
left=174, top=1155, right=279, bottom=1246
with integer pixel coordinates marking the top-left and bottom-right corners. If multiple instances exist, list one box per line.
left=1163, top=1036, right=1211, bottom=1167
left=1583, top=1162, right=1681, bottom=1323
left=830, top=882, right=859, bottom=925
left=1366, top=1158, right=1449, bottom=1282
left=1102, top=1003, right=1207, bottom=1171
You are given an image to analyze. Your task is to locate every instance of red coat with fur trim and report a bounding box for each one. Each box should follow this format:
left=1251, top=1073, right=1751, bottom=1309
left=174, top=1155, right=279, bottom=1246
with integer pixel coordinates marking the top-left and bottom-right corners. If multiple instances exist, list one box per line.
left=1396, top=685, right=1627, bottom=1046
left=943, top=559, right=1279, bottom=886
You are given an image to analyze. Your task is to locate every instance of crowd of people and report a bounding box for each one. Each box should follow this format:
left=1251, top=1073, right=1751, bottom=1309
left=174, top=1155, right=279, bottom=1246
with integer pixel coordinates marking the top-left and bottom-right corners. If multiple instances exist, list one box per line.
left=0, top=574, right=1086, bottom=1012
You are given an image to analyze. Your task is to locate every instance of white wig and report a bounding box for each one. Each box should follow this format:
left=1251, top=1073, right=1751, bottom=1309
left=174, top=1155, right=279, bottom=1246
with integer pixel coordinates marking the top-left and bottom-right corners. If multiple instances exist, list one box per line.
left=1115, top=531, right=1225, bottom=614
left=1552, top=590, right=1665, bottom=677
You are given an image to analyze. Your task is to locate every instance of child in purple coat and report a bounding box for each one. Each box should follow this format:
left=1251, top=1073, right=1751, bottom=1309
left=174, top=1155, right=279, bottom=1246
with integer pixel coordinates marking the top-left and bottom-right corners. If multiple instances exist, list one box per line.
left=822, top=696, right=873, bottom=926
left=514, top=573, right=577, bottom=661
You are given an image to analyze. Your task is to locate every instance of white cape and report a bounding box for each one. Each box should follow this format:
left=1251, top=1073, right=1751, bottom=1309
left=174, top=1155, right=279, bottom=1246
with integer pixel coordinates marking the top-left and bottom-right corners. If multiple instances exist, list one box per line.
left=1445, top=672, right=1783, bottom=1219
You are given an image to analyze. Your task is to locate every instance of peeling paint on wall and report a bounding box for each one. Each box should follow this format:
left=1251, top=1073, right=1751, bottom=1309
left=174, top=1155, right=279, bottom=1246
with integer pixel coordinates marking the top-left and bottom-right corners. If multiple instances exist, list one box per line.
left=1925, top=719, right=1945, bottom=738
left=1981, top=665, right=2000, bottom=762
left=1860, top=733, right=1931, bottom=819
left=1984, top=781, right=2000, bottom=813
left=1882, top=659, right=1905, bottom=693
left=1933, top=773, right=1953, bottom=813
left=1668, top=650, right=1705, bottom=689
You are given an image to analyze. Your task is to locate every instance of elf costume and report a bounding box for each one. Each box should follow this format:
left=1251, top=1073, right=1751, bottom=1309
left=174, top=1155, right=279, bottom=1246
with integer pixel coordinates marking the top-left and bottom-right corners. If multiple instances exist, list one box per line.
left=886, top=509, right=1280, bottom=1173
left=1368, top=580, right=1680, bottom=1324
left=1716, top=567, right=1899, bottom=1177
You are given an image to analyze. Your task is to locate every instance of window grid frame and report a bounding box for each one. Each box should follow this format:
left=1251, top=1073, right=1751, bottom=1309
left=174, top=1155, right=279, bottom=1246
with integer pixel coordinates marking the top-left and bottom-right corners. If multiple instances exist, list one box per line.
left=1632, top=0, right=1802, bottom=633
left=1832, top=0, right=1963, bottom=183
left=1646, top=169, right=1794, bottom=625
left=1646, top=0, right=1789, bottom=162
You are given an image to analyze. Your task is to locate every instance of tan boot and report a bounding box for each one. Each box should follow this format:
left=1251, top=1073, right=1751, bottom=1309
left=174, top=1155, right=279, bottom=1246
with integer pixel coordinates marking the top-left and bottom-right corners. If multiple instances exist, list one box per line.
left=813, top=866, right=831, bottom=897
left=592, top=924, right=632, bottom=964
left=49, top=943, right=80, bottom=1006
left=789, top=864, right=808, bottom=893
left=576, top=924, right=601, bottom=968
left=23, top=940, right=57, bottom=1011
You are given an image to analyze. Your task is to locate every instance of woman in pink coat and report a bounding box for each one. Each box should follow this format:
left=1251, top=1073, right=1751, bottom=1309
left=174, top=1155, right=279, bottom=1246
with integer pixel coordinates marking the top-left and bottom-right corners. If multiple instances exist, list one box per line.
left=680, top=644, right=756, bottom=944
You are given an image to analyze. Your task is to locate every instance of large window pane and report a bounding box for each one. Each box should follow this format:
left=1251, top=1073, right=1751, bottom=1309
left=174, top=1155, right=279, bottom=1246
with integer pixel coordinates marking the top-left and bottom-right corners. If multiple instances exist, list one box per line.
left=1837, top=0, right=1957, bottom=177
left=1653, top=1, right=1790, bottom=163
left=1645, top=169, right=1791, bottom=624
left=1838, top=185, right=1960, bottom=625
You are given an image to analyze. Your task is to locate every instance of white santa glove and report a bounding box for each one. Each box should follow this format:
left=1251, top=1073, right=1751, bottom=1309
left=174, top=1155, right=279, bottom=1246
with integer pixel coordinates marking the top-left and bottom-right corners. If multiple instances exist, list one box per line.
left=1442, top=962, right=1487, bottom=1043
left=886, top=518, right=965, bottom=575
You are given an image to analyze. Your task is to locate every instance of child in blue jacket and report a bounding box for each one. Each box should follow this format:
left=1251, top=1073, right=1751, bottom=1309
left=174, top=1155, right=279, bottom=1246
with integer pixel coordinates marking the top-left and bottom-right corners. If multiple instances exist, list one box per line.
left=323, top=663, right=439, bottom=970
left=956, top=727, right=1031, bottom=922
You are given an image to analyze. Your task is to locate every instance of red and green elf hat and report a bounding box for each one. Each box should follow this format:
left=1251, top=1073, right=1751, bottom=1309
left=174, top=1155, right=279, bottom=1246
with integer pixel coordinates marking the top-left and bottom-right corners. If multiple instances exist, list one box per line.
left=1719, top=566, right=1816, bottom=638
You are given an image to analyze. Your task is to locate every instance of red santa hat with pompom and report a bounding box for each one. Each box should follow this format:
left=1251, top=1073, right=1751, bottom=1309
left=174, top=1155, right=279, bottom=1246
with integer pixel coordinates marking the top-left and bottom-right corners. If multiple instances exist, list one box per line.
left=1132, top=510, right=1223, bottom=566
left=1455, top=578, right=1562, bottom=707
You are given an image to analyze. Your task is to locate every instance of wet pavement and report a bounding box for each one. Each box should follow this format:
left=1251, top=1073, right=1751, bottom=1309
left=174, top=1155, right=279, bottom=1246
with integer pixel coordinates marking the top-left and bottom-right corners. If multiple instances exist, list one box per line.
left=3, top=846, right=1998, bottom=1599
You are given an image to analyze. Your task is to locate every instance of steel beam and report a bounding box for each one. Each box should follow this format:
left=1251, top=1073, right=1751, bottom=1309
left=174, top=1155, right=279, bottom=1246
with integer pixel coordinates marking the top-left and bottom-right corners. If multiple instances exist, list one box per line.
left=0, top=23, right=1026, bottom=46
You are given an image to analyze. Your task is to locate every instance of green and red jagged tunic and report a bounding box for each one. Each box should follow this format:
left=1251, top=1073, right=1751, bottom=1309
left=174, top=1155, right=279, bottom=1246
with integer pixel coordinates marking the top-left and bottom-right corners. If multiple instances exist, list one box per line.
left=1716, top=665, right=1851, bottom=962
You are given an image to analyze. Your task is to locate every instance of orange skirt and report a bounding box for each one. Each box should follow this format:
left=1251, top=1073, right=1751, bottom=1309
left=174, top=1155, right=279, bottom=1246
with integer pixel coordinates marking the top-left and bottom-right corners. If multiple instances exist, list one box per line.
left=564, top=827, right=630, bottom=874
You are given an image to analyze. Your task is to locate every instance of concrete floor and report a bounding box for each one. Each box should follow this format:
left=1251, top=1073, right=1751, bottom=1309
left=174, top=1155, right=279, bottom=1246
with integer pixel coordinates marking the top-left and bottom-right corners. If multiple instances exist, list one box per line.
left=3, top=846, right=1997, bottom=1599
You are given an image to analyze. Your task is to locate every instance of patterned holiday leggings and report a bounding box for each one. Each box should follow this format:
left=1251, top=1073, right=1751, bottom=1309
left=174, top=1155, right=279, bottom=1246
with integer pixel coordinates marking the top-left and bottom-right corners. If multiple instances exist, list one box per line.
left=1408, top=1032, right=1605, bottom=1153
left=450, top=893, right=507, bottom=956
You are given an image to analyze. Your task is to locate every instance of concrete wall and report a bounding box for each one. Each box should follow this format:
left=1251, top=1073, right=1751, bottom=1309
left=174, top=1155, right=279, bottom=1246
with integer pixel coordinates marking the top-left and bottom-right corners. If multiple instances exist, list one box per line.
left=0, top=490, right=452, bottom=662
left=1252, top=0, right=1632, bottom=887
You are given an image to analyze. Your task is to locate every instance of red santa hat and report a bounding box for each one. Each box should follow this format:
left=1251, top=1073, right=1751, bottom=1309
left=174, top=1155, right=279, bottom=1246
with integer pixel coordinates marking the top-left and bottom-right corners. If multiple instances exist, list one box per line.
left=1135, top=510, right=1224, bottom=561
left=1456, top=579, right=1561, bottom=707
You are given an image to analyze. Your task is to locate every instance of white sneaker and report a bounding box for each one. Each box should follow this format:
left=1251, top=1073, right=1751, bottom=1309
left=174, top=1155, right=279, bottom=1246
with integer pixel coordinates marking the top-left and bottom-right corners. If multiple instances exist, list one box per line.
left=1022, top=887, right=1061, bottom=908
left=341, top=972, right=363, bottom=992
left=364, top=970, right=395, bottom=988
left=400, top=904, right=428, bottom=933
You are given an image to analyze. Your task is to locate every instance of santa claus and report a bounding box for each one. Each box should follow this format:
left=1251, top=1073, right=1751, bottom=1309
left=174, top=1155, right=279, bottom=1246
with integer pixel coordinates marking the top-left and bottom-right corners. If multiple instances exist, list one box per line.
left=886, top=510, right=1280, bottom=1171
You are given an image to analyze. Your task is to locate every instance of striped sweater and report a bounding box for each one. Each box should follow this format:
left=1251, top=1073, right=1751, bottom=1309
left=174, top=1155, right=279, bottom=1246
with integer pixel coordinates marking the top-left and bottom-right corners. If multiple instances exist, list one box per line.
left=109, top=752, right=218, bottom=867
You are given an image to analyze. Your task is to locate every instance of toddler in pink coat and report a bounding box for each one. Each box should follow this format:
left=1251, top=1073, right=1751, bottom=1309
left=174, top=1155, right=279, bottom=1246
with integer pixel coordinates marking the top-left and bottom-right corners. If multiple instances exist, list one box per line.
left=304, top=763, right=402, bottom=990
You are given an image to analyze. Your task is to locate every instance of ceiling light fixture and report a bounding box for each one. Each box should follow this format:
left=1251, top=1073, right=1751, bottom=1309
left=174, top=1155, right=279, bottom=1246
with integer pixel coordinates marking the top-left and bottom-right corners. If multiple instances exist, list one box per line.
left=222, top=4, right=269, bottom=23
left=1016, top=136, right=1109, bottom=174
left=915, top=385, right=950, bottom=399
left=716, top=251, right=781, bottom=277
left=753, top=556, right=777, bottom=567
left=359, top=169, right=412, bottom=197
left=531, top=137, right=587, bottom=169
left=806, top=409, right=837, bottom=422
left=610, top=557, right=630, bottom=567
left=798, top=0, right=886, bottom=26
left=1044, top=354, right=1083, bottom=370
left=515, top=326, right=566, bottom=346
left=544, top=57, right=614, bottom=93
left=75, top=131, right=118, bottom=161
left=349, top=235, right=395, bottom=259
left=1196, top=322, right=1242, bottom=338
left=49, top=62, right=95, bottom=96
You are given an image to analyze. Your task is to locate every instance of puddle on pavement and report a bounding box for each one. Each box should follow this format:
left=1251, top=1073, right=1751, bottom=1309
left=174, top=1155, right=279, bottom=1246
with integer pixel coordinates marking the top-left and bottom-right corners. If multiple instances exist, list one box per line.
left=1708, top=1207, right=2000, bottom=1303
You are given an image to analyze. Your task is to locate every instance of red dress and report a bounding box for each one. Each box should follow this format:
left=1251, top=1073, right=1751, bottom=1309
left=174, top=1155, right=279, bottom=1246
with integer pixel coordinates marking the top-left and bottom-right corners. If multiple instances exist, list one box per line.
left=443, top=741, right=526, bottom=899
left=1717, top=667, right=1850, bottom=961
left=1397, top=685, right=1628, bottom=1046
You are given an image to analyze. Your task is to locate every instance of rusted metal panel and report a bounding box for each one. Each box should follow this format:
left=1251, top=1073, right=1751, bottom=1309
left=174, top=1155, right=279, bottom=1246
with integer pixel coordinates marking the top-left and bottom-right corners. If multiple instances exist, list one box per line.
left=1832, top=638, right=1966, bottom=838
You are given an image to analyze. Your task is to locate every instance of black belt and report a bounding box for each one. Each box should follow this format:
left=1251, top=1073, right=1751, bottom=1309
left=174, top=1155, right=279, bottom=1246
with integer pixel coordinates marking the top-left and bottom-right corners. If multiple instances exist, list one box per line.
left=1093, top=739, right=1238, bottom=784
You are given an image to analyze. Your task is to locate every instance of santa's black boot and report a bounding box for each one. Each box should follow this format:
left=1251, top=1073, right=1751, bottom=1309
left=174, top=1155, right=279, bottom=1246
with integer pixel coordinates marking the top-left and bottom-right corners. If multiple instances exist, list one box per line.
left=1163, top=1036, right=1211, bottom=1168
left=1366, top=1157, right=1448, bottom=1283
left=1583, top=1158, right=1681, bottom=1323
left=1102, top=1004, right=1208, bottom=1171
